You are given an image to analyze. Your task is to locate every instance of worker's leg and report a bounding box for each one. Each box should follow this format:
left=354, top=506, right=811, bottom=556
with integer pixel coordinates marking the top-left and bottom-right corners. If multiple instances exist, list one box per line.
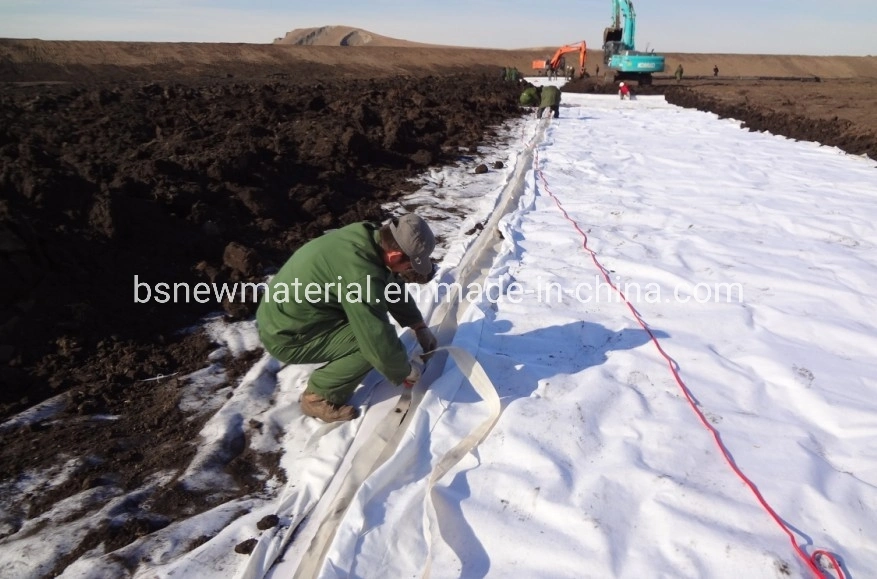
left=536, top=106, right=544, bottom=119
left=552, top=104, right=559, bottom=118
left=267, top=324, right=372, bottom=404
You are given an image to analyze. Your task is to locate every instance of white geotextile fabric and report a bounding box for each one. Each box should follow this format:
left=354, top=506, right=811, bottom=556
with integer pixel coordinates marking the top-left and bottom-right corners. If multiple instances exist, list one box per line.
left=308, top=92, right=877, bottom=578
left=13, top=84, right=876, bottom=579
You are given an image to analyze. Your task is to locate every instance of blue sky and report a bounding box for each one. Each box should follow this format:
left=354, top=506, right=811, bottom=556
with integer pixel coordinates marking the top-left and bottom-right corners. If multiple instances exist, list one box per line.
left=0, top=0, right=875, bottom=56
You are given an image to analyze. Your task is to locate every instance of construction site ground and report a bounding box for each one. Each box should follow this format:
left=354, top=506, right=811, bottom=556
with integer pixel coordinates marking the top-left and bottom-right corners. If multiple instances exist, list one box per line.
left=1, top=41, right=875, bottom=574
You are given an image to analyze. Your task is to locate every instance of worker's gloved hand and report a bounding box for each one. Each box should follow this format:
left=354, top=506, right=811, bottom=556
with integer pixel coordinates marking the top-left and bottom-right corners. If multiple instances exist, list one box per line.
left=414, top=325, right=437, bottom=358
left=403, top=358, right=424, bottom=389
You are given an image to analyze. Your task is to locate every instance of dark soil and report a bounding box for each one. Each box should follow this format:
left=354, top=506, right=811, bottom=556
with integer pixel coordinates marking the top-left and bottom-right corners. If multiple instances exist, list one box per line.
left=1, top=72, right=522, bottom=417
left=1, top=59, right=875, bottom=576
left=0, top=71, right=523, bottom=568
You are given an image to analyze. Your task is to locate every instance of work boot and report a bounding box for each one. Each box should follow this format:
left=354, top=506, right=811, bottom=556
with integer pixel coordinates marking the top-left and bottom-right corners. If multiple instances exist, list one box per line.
left=299, top=392, right=357, bottom=423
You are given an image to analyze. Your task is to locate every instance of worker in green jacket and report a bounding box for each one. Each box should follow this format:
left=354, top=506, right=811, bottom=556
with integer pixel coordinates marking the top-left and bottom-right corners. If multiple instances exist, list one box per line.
left=256, top=213, right=438, bottom=422
left=537, top=85, right=561, bottom=119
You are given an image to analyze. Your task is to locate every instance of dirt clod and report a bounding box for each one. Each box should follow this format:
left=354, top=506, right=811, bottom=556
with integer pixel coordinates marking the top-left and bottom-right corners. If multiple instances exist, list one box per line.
left=257, top=514, right=280, bottom=530
left=235, top=538, right=258, bottom=555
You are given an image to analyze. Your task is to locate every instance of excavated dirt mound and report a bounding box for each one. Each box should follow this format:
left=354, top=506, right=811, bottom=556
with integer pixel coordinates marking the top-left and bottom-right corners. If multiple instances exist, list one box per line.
left=0, top=73, right=523, bottom=418
left=562, top=76, right=877, bottom=161
left=664, top=87, right=877, bottom=161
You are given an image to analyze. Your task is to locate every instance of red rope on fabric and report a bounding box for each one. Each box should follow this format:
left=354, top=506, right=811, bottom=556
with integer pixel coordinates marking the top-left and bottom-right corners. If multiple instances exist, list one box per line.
left=531, top=146, right=845, bottom=579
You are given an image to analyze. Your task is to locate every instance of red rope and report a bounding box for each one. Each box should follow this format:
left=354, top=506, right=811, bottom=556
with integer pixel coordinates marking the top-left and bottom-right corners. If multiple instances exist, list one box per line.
left=531, top=147, right=845, bottom=579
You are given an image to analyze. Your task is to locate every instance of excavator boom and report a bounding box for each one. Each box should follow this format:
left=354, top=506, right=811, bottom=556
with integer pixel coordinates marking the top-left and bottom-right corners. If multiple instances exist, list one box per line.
left=548, top=41, right=587, bottom=75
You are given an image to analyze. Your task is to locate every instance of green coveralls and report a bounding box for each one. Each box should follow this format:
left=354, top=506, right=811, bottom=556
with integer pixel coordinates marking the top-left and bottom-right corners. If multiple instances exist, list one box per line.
left=537, top=85, right=561, bottom=119
left=256, top=222, right=424, bottom=403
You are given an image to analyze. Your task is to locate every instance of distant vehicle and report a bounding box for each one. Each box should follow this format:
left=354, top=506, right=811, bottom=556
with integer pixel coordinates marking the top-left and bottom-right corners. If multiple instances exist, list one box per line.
left=602, top=0, right=665, bottom=85
left=532, top=59, right=550, bottom=75
left=548, top=41, right=587, bottom=79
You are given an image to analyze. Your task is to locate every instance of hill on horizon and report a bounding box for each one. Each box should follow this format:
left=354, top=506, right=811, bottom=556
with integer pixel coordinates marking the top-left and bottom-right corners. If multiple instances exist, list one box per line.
left=270, top=25, right=877, bottom=78
left=273, top=25, right=441, bottom=48
left=272, top=24, right=555, bottom=52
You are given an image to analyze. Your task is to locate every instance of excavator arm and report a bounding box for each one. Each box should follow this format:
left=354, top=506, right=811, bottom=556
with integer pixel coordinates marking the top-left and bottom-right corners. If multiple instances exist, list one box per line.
left=548, top=41, right=587, bottom=74
left=603, top=0, right=635, bottom=56
left=618, top=0, right=637, bottom=51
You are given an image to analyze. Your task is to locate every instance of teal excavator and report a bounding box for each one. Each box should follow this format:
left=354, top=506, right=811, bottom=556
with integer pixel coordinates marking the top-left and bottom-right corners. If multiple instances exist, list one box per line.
left=602, top=0, right=665, bottom=84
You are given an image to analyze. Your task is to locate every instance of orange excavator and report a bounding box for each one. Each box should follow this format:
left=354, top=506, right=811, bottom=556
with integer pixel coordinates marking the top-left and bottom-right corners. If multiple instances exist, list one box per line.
left=548, top=41, right=587, bottom=78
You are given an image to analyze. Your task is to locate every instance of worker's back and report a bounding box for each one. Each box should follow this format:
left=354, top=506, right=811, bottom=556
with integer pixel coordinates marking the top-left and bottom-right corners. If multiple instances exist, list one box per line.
left=540, top=85, right=561, bottom=107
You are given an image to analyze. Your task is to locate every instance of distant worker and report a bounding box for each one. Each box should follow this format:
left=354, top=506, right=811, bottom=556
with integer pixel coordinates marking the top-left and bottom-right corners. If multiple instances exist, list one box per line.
left=675, top=64, right=684, bottom=83
left=595, top=64, right=600, bottom=77
left=713, top=64, right=719, bottom=77
left=618, top=81, right=632, bottom=100
left=537, top=85, right=561, bottom=119
left=519, top=85, right=540, bottom=107
left=556, top=57, right=566, bottom=80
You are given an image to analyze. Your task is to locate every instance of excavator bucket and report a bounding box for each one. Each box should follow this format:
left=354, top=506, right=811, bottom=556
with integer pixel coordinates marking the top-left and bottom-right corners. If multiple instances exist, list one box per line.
left=603, top=27, right=622, bottom=44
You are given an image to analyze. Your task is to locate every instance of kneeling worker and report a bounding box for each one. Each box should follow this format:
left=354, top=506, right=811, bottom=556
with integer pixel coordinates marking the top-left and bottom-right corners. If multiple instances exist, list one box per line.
left=537, top=85, right=561, bottom=119
left=256, top=213, right=438, bottom=422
